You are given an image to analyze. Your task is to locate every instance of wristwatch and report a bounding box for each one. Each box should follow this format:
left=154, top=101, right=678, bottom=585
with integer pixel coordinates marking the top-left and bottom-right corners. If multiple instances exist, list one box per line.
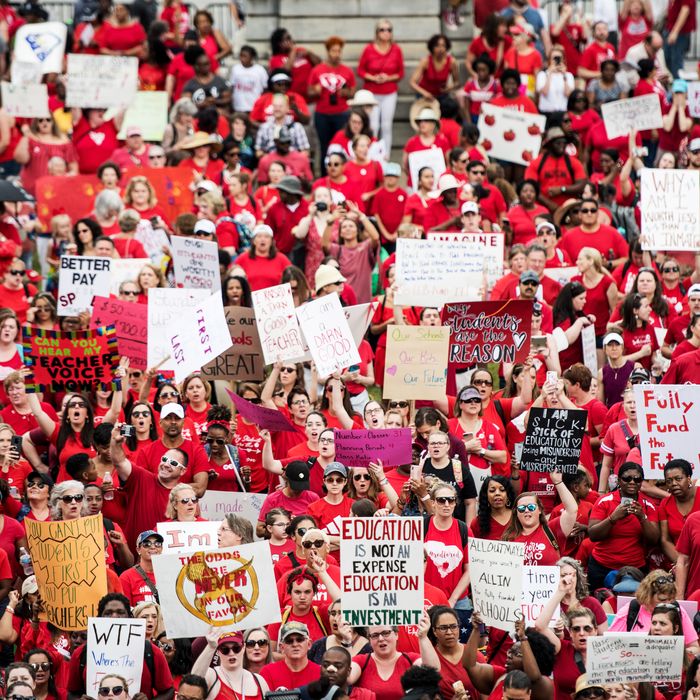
left=479, top=448, right=486, bottom=458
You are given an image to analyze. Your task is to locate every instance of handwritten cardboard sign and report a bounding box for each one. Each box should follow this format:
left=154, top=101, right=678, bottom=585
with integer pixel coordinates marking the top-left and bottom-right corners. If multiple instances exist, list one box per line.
left=640, top=168, right=700, bottom=251
left=477, top=103, right=546, bottom=166
left=156, top=521, right=219, bottom=554
left=0, top=82, right=49, bottom=118
left=226, top=390, right=297, bottom=432
left=117, top=91, right=169, bottom=141
left=169, top=293, right=232, bottom=383
left=251, top=283, right=305, bottom=364
left=601, top=94, right=663, bottom=139
left=395, top=238, right=484, bottom=306
left=58, top=256, right=112, bottom=316
left=171, top=236, right=221, bottom=293
left=152, top=542, right=281, bottom=638
left=296, top=293, right=360, bottom=377
left=13, top=22, right=67, bottom=74
left=427, top=232, right=504, bottom=289
left=586, top=635, right=684, bottom=684
left=86, top=618, right=145, bottom=695
left=26, top=514, right=108, bottom=631
left=520, top=407, right=586, bottom=475
left=634, top=384, right=700, bottom=479
left=469, top=538, right=524, bottom=631
left=334, top=428, right=413, bottom=467
left=340, top=517, right=423, bottom=626
left=200, top=307, right=264, bottom=382
left=383, top=325, right=449, bottom=400
left=66, top=54, right=138, bottom=109
left=22, top=326, right=118, bottom=394
left=521, top=566, right=559, bottom=625
left=92, top=296, right=148, bottom=371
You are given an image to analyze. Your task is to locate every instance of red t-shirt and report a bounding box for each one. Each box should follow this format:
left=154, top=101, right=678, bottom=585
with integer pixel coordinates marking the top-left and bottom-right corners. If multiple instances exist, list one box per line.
left=662, top=348, right=700, bottom=384
left=264, top=198, right=310, bottom=255
left=524, top=154, right=586, bottom=208
left=1, top=401, right=57, bottom=436
left=309, top=62, right=356, bottom=114
left=396, top=582, right=450, bottom=653
left=622, top=324, right=659, bottom=370
left=235, top=251, right=293, bottom=291
left=666, top=0, right=696, bottom=33
left=403, top=193, right=431, bottom=230
left=357, top=43, right=404, bottom=94
left=469, top=35, right=512, bottom=75
left=579, top=41, right=617, bottom=73
left=620, top=14, right=653, bottom=57
left=121, top=467, right=176, bottom=549
left=72, top=118, right=120, bottom=174
left=137, top=438, right=209, bottom=484
left=371, top=187, right=407, bottom=235
left=424, top=517, right=468, bottom=597
left=677, top=511, right=700, bottom=596
left=489, top=93, right=538, bottom=113
left=568, top=108, right=601, bottom=143
left=585, top=121, right=641, bottom=173
left=269, top=52, right=314, bottom=96
left=167, top=53, right=196, bottom=101
left=307, top=495, right=354, bottom=530
left=352, top=653, right=419, bottom=700
left=513, top=518, right=566, bottom=566
left=659, top=489, right=700, bottom=545
left=268, top=605, right=330, bottom=643
left=96, top=21, right=146, bottom=52
left=508, top=203, right=550, bottom=246
left=571, top=273, right=615, bottom=336
left=119, top=565, right=158, bottom=606
left=260, top=659, right=321, bottom=691
left=558, top=224, right=628, bottom=262
left=250, top=90, right=310, bottom=124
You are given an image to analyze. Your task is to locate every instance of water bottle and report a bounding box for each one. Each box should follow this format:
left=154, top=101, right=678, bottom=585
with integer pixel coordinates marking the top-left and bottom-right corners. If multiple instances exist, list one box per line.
left=19, top=547, right=33, bottom=576
left=102, top=470, right=114, bottom=501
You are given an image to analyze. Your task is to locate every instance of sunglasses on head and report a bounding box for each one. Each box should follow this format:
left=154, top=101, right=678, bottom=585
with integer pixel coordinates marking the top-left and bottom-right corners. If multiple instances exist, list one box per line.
left=389, top=401, right=408, bottom=408
left=61, top=494, right=84, bottom=504
left=619, top=475, right=643, bottom=483
left=218, top=642, right=243, bottom=655
left=245, top=638, right=269, bottom=648
left=302, top=539, right=325, bottom=549
left=653, top=577, right=675, bottom=587
left=98, top=688, right=125, bottom=697
left=517, top=503, right=537, bottom=512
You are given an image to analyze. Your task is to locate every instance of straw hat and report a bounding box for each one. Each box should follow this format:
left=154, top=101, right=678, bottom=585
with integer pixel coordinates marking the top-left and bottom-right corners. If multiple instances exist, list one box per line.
left=553, top=198, right=583, bottom=228
left=175, top=131, right=223, bottom=153
left=409, top=97, right=441, bottom=131
left=428, top=173, right=461, bottom=198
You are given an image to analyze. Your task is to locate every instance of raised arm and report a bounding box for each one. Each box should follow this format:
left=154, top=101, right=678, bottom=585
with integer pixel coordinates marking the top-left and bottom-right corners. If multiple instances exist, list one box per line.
left=259, top=429, right=284, bottom=475
left=109, top=423, right=133, bottom=481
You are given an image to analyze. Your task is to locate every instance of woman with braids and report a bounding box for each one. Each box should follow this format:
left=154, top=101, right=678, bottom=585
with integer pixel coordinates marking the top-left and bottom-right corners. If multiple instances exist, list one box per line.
left=469, top=476, right=515, bottom=540
left=203, top=405, right=246, bottom=491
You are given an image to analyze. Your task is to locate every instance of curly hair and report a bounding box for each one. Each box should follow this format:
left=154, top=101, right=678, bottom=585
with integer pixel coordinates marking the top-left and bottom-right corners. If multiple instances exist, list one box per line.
left=477, top=476, right=515, bottom=537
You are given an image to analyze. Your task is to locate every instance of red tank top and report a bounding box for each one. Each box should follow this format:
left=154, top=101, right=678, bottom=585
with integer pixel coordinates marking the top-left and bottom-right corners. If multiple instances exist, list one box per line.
left=418, top=55, right=453, bottom=97
left=212, top=672, right=264, bottom=700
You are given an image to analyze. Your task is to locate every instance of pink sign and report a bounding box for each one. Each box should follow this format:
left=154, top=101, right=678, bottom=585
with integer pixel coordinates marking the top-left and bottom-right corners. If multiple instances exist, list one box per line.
left=92, top=296, right=148, bottom=369
left=334, top=429, right=413, bottom=467
left=226, top=390, right=297, bottom=432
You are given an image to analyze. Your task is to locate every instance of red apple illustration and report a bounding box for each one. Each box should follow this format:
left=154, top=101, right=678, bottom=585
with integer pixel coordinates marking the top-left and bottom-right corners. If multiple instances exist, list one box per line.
left=527, top=124, right=541, bottom=135
left=503, top=130, right=516, bottom=141
left=482, top=139, right=492, bottom=150
left=521, top=150, right=533, bottom=162
left=484, top=114, right=496, bottom=126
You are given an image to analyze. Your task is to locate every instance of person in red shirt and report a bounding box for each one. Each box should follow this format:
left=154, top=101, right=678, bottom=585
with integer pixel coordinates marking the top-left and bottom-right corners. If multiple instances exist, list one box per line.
left=524, top=127, right=587, bottom=213
left=269, top=29, right=321, bottom=97
left=96, top=2, right=147, bottom=58
left=72, top=108, right=124, bottom=174
left=313, top=152, right=365, bottom=211
left=119, top=530, right=162, bottom=606
left=110, top=126, right=151, bottom=170
left=307, top=463, right=353, bottom=531
left=466, top=14, right=512, bottom=78
left=402, top=108, right=450, bottom=187
left=423, top=174, right=462, bottom=232
left=489, top=69, right=538, bottom=113
left=0, top=260, right=35, bottom=324
left=236, top=224, right=293, bottom=291
left=465, top=160, right=508, bottom=226
left=661, top=345, right=700, bottom=384
left=371, top=163, right=407, bottom=251
left=551, top=3, right=586, bottom=75
left=578, top=21, right=617, bottom=80
left=664, top=0, right=696, bottom=79
left=260, top=621, right=322, bottom=690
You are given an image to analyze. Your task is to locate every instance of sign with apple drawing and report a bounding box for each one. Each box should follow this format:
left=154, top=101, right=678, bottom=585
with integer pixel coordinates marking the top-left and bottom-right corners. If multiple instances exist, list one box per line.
left=477, top=103, right=547, bottom=166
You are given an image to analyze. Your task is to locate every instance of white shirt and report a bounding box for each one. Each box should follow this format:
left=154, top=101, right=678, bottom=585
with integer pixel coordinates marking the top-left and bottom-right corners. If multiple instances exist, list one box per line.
left=229, top=63, right=269, bottom=112
left=536, top=70, right=575, bottom=112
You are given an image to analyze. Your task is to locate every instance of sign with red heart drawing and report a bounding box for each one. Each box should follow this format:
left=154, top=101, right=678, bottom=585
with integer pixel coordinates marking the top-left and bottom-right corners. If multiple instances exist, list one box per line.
left=477, top=103, right=546, bottom=166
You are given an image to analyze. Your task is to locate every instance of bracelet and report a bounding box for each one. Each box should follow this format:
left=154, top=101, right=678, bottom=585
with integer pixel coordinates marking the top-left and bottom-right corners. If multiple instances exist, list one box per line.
left=379, top=478, right=389, bottom=486
left=420, top=494, right=431, bottom=502
left=552, top=480, right=563, bottom=486
left=5, top=608, right=14, bottom=615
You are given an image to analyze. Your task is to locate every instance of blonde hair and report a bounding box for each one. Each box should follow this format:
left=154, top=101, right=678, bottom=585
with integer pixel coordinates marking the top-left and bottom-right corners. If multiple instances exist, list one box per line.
left=98, top=675, right=130, bottom=696
left=124, top=176, right=157, bottom=207
left=50, top=213, right=72, bottom=236
left=579, top=246, right=606, bottom=275
left=635, top=569, right=676, bottom=608
left=199, top=191, right=227, bottom=216
left=165, top=483, right=197, bottom=520
left=132, top=601, right=165, bottom=639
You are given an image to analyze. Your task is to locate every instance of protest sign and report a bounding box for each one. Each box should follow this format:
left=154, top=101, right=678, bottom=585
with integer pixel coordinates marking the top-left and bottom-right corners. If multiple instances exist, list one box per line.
left=296, top=293, right=360, bottom=377
left=395, top=238, right=484, bottom=306
left=22, top=326, right=118, bottom=394
left=470, top=465, right=491, bottom=499
left=640, top=169, right=700, bottom=251
left=169, top=293, right=232, bottom=383
left=427, top=232, right=504, bottom=289
left=11, top=61, right=44, bottom=86
left=251, top=283, right=305, bottom=364
left=117, top=91, right=169, bottom=141
left=0, top=82, right=49, bottom=118
left=601, top=94, right=663, bottom=139
left=171, top=236, right=221, bottom=293
left=66, top=54, right=138, bottom=109
left=477, top=103, right=546, bottom=166
left=543, top=267, right=579, bottom=286
left=197, top=491, right=266, bottom=541
left=340, top=517, right=423, bottom=626
left=383, top=325, right=449, bottom=400
left=147, top=288, right=209, bottom=370
left=520, top=408, right=587, bottom=475
left=586, top=635, right=684, bottom=684
left=58, top=256, right=112, bottom=316
left=157, top=521, right=219, bottom=554
left=582, top=324, right=598, bottom=374
left=86, top=618, right=146, bottom=696
left=152, top=541, right=281, bottom=638
left=334, top=428, right=412, bottom=467
left=135, top=220, right=171, bottom=267
left=407, top=148, right=446, bottom=190
left=25, top=514, right=108, bottom=631
left=521, top=566, right=559, bottom=625
left=92, top=296, right=148, bottom=370
left=469, top=538, right=524, bottom=631
left=13, top=22, right=67, bottom=74
left=200, top=307, right=264, bottom=382
left=634, top=384, right=700, bottom=479
left=109, top=258, right=150, bottom=296
left=226, top=390, right=296, bottom=432
left=689, top=81, right=700, bottom=118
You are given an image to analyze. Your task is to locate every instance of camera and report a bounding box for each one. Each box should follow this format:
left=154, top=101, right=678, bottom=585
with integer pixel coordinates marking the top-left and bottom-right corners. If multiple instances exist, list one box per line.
left=120, top=425, right=135, bottom=438
left=553, top=56, right=561, bottom=65
left=10, top=435, right=22, bottom=455
left=316, top=202, right=328, bottom=212
left=329, top=92, right=338, bottom=106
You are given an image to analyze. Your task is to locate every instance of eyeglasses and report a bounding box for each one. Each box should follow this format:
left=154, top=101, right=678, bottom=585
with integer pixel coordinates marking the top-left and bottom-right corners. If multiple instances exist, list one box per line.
left=160, top=392, right=179, bottom=400
left=662, top=266, right=680, bottom=273
left=517, top=503, right=537, bottom=512
left=218, top=643, right=243, bottom=655
left=368, top=630, right=393, bottom=641
left=435, top=496, right=456, bottom=504
left=580, top=208, right=598, bottom=214
left=319, top=437, right=334, bottom=444
left=378, top=26, right=393, bottom=32
left=246, top=638, right=269, bottom=648
left=29, top=662, right=51, bottom=671
left=435, top=623, right=459, bottom=632
left=389, top=401, right=409, bottom=408
left=178, top=497, right=198, bottom=504
left=98, top=688, right=125, bottom=697
left=132, top=410, right=150, bottom=418
left=291, top=399, right=309, bottom=406
left=121, top=289, right=139, bottom=296
left=429, top=441, right=449, bottom=447
left=61, top=494, right=84, bottom=504
left=67, top=402, right=87, bottom=409
left=578, top=690, right=605, bottom=699
left=280, top=367, right=297, bottom=373
left=206, top=437, right=226, bottom=446
left=271, top=522, right=289, bottom=527
left=472, top=379, right=493, bottom=387
left=7, top=270, right=24, bottom=276
left=354, top=474, right=371, bottom=481
left=160, top=457, right=185, bottom=469
left=157, top=642, right=174, bottom=652
left=302, top=539, right=325, bottom=549
left=141, top=540, right=163, bottom=549
left=570, top=625, right=594, bottom=633
left=619, top=475, right=643, bottom=483
left=325, top=476, right=346, bottom=484
left=460, top=397, right=481, bottom=404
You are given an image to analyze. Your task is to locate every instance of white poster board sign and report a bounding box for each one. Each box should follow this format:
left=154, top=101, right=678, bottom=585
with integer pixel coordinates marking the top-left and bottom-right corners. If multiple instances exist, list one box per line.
left=86, top=617, right=146, bottom=696
left=640, top=168, right=700, bottom=251
left=152, top=542, right=282, bottom=638
left=339, top=517, right=423, bottom=626
left=395, top=238, right=485, bottom=306
left=521, top=565, right=559, bottom=625
left=197, top=491, right=266, bottom=541
left=469, top=538, right=524, bottom=631
left=427, top=232, right=504, bottom=289
left=58, top=256, right=112, bottom=316
left=109, top=258, right=150, bottom=295
left=135, top=221, right=171, bottom=267
left=407, top=148, right=447, bottom=190
left=601, top=94, right=663, bottom=139
left=156, top=521, right=219, bottom=554
left=296, top=293, right=361, bottom=376
left=13, top=23, right=67, bottom=74
left=688, top=81, right=700, bottom=118
left=66, top=54, right=138, bottom=109
left=477, top=103, right=546, bottom=166
left=172, top=236, right=221, bottom=293
left=251, top=283, right=305, bottom=364
left=582, top=324, right=598, bottom=374
left=117, top=91, right=169, bottom=141
left=0, top=82, right=49, bottom=118
left=634, top=384, right=700, bottom=479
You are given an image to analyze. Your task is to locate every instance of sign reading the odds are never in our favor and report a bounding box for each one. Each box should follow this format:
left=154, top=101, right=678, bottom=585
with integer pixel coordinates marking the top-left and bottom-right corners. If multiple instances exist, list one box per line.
left=340, top=517, right=423, bottom=627
left=383, top=325, right=449, bottom=400
left=520, top=407, right=587, bottom=474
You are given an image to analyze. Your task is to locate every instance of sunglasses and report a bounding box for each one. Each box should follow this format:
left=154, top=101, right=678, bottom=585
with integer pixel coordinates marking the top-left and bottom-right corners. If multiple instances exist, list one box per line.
left=472, top=379, right=493, bottom=387
left=161, top=457, right=184, bottom=469
left=245, top=638, right=269, bottom=648
left=578, top=690, right=605, bottom=699
left=121, top=290, right=139, bottom=296
left=141, top=540, right=163, bottom=549
left=27, top=480, right=48, bottom=489
left=662, top=266, right=680, bottom=272
left=517, top=503, right=537, bottom=512
left=61, top=494, right=84, bottom=504
left=522, top=280, right=539, bottom=287
left=178, top=497, right=198, bottom=504
left=619, top=475, right=643, bottom=483
left=378, top=26, right=393, bottom=31
left=149, top=153, right=166, bottom=159
left=218, top=643, right=243, bottom=655
left=8, top=270, right=24, bottom=276
left=98, top=688, right=125, bottom=697
left=131, top=410, right=150, bottom=418
left=160, top=392, right=179, bottom=400
left=157, top=642, right=173, bottom=652
left=284, top=635, right=306, bottom=644
left=653, top=577, right=675, bottom=587
left=580, top=208, right=598, bottom=214
left=280, top=367, right=297, bottom=373
left=435, top=496, right=456, bottom=504
left=245, top=397, right=262, bottom=405
left=129, top=371, right=143, bottom=378
left=460, top=397, right=481, bottom=404
left=389, top=401, right=409, bottom=408
left=206, top=437, right=226, bottom=446
left=67, top=402, right=87, bottom=409
left=8, top=696, right=35, bottom=700
left=470, top=170, right=486, bottom=176
left=29, top=662, right=51, bottom=671
left=325, top=476, right=345, bottom=484
left=302, top=539, right=325, bottom=549
left=353, top=474, right=371, bottom=481
left=570, top=625, right=594, bottom=633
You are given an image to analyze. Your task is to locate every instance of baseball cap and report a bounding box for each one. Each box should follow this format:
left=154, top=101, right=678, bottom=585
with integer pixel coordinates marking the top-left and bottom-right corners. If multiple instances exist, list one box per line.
left=323, top=462, right=348, bottom=478
left=194, top=219, right=216, bottom=235
left=520, top=270, right=540, bottom=284
left=688, top=283, right=700, bottom=297
left=458, top=386, right=481, bottom=402
left=603, top=332, right=623, bottom=346
left=137, top=530, right=164, bottom=546
left=285, top=460, right=310, bottom=490
left=689, top=138, right=700, bottom=152
left=126, top=126, right=143, bottom=138
left=280, top=621, right=310, bottom=641
left=383, top=162, right=401, bottom=177
left=160, top=403, right=184, bottom=419
left=274, top=125, right=292, bottom=143
left=218, top=631, right=244, bottom=646
left=196, top=180, right=218, bottom=193
left=630, top=368, right=651, bottom=383
left=461, top=201, right=479, bottom=215
left=252, top=224, right=274, bottom=238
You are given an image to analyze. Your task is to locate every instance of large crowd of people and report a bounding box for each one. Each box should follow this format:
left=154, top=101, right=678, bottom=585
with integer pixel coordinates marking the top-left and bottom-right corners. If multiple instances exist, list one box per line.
left=0, top=0, right=699, bottom=698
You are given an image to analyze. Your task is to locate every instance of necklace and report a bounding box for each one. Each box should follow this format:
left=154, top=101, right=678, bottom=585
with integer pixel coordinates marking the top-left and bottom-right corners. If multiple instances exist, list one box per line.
left=219, top=666, right=246, bottom=700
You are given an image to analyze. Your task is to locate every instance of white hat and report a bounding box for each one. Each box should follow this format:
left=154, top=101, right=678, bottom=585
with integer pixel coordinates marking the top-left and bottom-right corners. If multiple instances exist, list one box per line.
left=415, top=108, right=439, bottom=123
left=160, top=404, right=184, bottom=419
left=252, top=224, right=274, bottom=238
left=194, top=219, right=216, bottom=235
left=689, top=283, right=700, bottom=297
left=461, top=201, right=479, bottom=215
left=196, top=180, right=218, bottom=193
left=315, top=264, right=346, bottom=293
left=429, top=173, right=461, bottom=198
left=689, top=138, right=700, bottom=152
left=348, top=89, right=378, bottom=107
left=603, top=332, right=624, bottom=346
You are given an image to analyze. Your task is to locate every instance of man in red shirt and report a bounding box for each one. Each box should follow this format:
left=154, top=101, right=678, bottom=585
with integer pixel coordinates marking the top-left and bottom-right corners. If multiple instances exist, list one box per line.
left=677, top=510, right=700, bottom=597
left=110, top=126, right=151, bottom=170
left=257, top=136, right=314, bottom=185
left=578, top=21, right=617, bottom=80
left=424, top=174, right=462, bottom=231
left=524, top=127, right=586, bottom=212
left=661, top=346, right=700, bottom=384
left=260, top=621, right=321, bottom=690
left=119, top=530, right=162, bottom=606
left=265, top=176, right=310, bottom=258
left=1, top=371, right=58, bottom=436
left=1, top=258, right=36, bottom=323
left=551, top=3, right=585, bottom=74
left=466, top=161, right=507, bottom=226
